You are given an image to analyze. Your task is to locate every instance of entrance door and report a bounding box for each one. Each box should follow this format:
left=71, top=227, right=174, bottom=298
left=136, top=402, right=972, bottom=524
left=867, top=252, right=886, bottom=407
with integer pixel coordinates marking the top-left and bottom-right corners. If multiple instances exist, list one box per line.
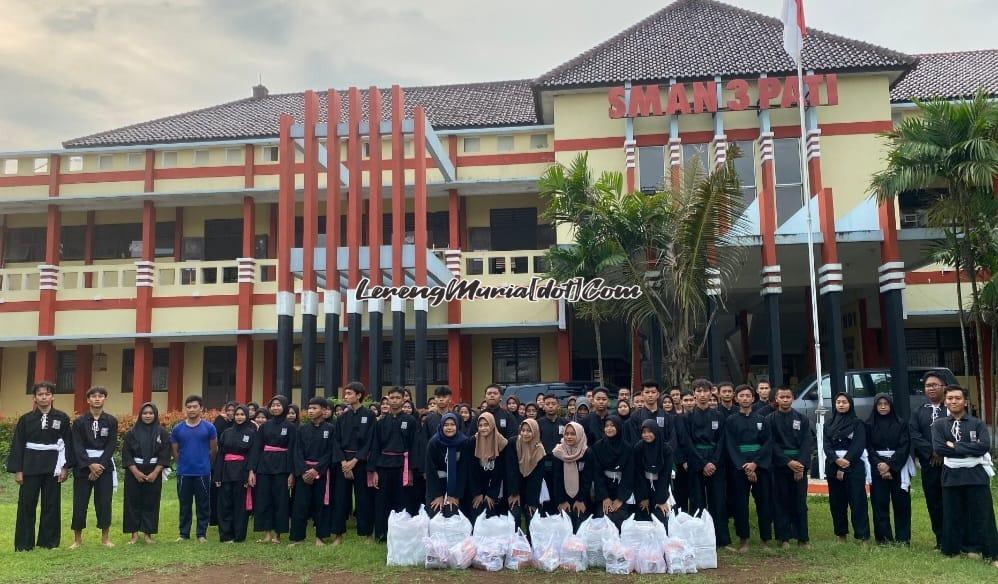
left=204, top=219, right=242, bottom=283
left=202, top=346, right=237, bottom=407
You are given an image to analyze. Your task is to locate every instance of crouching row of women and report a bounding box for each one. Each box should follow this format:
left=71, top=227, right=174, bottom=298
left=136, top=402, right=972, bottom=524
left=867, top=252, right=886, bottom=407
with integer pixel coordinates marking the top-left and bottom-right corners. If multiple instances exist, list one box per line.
left=429, top=412, right=671, bottom=533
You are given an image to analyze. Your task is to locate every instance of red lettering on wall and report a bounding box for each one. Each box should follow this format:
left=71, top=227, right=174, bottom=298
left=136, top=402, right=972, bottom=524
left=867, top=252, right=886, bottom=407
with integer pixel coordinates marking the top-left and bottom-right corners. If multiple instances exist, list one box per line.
left=781, top=76, right=800, bottom=108
left=757, top=77, right=783, bottom=109
left=726, top=79, right=750, bottom=111
left=665, top=84, right=691, bottom=115
left=630, top=85, right=663, bottom=117
left=825, top=74, right=839, bottom=106
left=803, top=75, right=823, bottom=107
left=691, top=81, right=717, bottom=114
left=608, top=86, right=626, bottom=119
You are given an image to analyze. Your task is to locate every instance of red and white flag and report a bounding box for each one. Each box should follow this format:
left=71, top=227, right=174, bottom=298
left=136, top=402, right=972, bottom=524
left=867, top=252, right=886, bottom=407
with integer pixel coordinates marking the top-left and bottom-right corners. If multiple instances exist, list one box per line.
left=782, top=0, right=807, bottom=66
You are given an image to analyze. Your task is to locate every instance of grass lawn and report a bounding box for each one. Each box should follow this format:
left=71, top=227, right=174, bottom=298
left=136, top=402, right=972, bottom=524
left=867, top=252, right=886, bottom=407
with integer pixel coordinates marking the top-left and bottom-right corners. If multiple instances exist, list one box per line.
left=0, top=472, right=995, bottom=583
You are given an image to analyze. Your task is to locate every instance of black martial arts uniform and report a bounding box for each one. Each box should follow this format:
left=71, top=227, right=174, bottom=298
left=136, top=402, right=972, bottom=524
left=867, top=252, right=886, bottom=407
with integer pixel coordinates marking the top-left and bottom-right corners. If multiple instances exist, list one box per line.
left=718, top=403, right=737, bottom=419
left=537, top=414, right=567, bottom=514
left=6, top=407, right=74, bottom=551
left=724, top=408, right=773, bottom=542
left=909, top=400, right=947, bottom=548
left=290, top=420, right=335, bottom=541
left=551, top=442, right=594, bottom=530
left=121, top=403, right=171, bottom=536
left=751, top=401, right=774, bottom=417
left=865, top=393, right=911, bottom=544
left=767, top=407, right=814, bottom=544
left=931, top=412, right=998, bottom=559
left=581, top=410, right=610, bottom=444
left=71, top=410, right=118, bottom=532
left=368, top=409, right=419, bottom=541
left=213, top=416, right=255, bottom=542
left=210, top=413, right=234, bottom=526
left=680, top=406, right=731, bottom=546
left=505, top=435, right=546, bottom=532
left=249, top=404, right=295, bottom=535
left=333, top=404, right=376, bottom=536
left=591, top=417, right=634, bottom=529
left=823, top=392, right=870, bottom=541
left=631, top=420, right=673, bottom=528
left=424, top=427, right=471, bottom=518
left=466, top=435, right=510, bottom=521
left=616, top=412, right=639, bottom=446
left=484, top=405, right=518, bottom=440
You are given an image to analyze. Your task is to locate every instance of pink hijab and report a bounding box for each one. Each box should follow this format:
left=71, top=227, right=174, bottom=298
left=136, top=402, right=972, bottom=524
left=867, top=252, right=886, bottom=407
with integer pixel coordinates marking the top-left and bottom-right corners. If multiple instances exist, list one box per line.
left=552, top=421, right=588, bottom=498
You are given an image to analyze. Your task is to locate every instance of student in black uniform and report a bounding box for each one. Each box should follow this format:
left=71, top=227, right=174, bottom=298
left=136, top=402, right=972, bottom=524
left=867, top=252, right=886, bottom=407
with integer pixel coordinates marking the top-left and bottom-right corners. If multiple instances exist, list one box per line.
left=467, top=412, right=509, bottom=521
left=681, top=378, right=732, bottom=548
left=122, top=402, right=171, bottom=545
left=456, top=403, right=476, bottom=437
left=615, top=400, right=638, bottom=445
left=506, top=418, right=546, bottom=532
left=551, top=421, right=593, bottom=531
left=483, top=384, right=517, bottom=440
left=768, top=385, right=813, bottom=548
left=591, top=416, right=633, bottom=529
left=931, top=385, right=998, bottom=568
left=213, top=405, right=254, bottom=543
left=505, top=396, right=523, bottom=428
left=425, top=412, right=471, bottom=518
left=210, top=402, right=235, bottom=527
left=369, top=386, right=420, bottom=542
left=752, top=377, right=774, bottom=416
left=68, top=386, right=118, bottom=549
left=581, top=387, right=612, bottom=444
left=334, top=381, right=375, bottom=539
left=416, top=386, right=453, bottom=514
left=865, top=393, right=912, bottom=545
left=248, top=395, right=296, bottom=544
left=537, top=394, right=567, bottom=514
left=7, top=382, right=75, bottom=551
left=717, top=382, right=737, bottom=418
left=725, top=384, right=773, bottom=551
left=632, top=419, right=672, bottom=527
left=824, top=392, right=870, bottom=544
left=290, top=397, right=335, bottom=546
left=908, top=371, right=947, bottom=549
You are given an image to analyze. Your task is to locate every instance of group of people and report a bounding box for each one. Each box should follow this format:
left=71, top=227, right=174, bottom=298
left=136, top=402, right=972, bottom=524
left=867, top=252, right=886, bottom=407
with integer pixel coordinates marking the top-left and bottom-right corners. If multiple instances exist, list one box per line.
left=4, top=373, right=997, bottom=570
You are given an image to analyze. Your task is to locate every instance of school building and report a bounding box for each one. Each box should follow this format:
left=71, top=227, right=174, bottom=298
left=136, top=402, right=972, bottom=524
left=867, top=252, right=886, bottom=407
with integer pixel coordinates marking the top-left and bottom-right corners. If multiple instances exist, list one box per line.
left=0, top=0, right=995, bottom=416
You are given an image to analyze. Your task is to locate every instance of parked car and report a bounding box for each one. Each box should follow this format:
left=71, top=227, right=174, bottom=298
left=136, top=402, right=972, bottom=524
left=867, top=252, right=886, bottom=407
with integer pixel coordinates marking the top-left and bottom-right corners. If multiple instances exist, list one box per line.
left=793, top=367, right=958, bottom=431
left=501, top=381, right=619, bottom=407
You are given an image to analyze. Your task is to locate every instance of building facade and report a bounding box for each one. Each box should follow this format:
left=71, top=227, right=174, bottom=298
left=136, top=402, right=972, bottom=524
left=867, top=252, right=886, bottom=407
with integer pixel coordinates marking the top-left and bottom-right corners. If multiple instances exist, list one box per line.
left=0, top=0, right=995, bottom=416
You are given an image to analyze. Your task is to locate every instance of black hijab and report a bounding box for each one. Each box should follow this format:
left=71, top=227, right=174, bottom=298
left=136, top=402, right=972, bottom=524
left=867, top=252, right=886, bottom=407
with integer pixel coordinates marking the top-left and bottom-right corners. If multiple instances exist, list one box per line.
left=133, top=402, right=161, bottom=460
left=232, top=405, right=252, bottom=431
left=865, top=392, right=903, bottom=443
left=268, top=395, right=289, bottom=422
left=635, top=419, right=669, bottom=475
left=829, top=391, right=859, bottom=441
left=592, top=416, right=625, bottom=468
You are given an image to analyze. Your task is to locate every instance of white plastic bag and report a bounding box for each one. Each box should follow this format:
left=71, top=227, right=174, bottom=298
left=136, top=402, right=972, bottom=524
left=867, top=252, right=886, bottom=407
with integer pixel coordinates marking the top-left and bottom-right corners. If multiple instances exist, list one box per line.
left=505, top=529, right=533, bottom=571
left=635, top=540, right=667, bottom=574
left=428, top=509, right=473, bottom=549
left=663, top=537, right=692, bottom=574
left=620, top=513, right=667, bottom=552
left=424, top=534, right=451, bottom=570
left=386, top=506, right=430, bottom=566
left=691, top=509, right=717, bottom=569
left=669, top=509, right=697, bottom=543
left=448, top=536, right=477, bottom=569
left=602, top=534, right=633, bottom=575
left=577, top=515, right=618, bottom=568
left=529, top=510, right=573, bottom=549
left=532, top=534, right=560, bottom=572
left=472, top=536, right=507, bottom=571
left=472, top=512, right=515, bottom=544
left=559, top=534, right=588, bottom=572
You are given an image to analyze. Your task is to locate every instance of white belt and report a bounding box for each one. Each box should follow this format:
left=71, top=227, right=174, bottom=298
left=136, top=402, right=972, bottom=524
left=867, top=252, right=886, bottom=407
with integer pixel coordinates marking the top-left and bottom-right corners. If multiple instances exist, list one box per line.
left=944, top=453, right=996, bottom=479
left=85, top=448, right=105, bottom=459
left=835, top=449, right=872, bottom=485
left=436, top=470, right=448, bottom=478
left=604, top=470, right=622, bottom=482
left=644, top=471, right=659, bottom=492
left=26, top=440, right=65, bottom=477
left=133, top=457, right=158, bottom=465
left=875, top=450, right=917, bottom=492
left=84, top=448, right=118, bottom=490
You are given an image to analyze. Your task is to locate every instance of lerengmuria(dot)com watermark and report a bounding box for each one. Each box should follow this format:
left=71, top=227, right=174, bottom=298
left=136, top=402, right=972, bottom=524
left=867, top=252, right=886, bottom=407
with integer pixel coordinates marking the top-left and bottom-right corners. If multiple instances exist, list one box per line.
left=355, top=277, right=641, bottom=308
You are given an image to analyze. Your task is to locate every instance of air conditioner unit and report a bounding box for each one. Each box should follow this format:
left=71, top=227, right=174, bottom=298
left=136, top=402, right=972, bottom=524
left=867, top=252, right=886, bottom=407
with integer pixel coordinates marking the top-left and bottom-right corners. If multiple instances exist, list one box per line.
left=901, top=213, right=921, bottom=228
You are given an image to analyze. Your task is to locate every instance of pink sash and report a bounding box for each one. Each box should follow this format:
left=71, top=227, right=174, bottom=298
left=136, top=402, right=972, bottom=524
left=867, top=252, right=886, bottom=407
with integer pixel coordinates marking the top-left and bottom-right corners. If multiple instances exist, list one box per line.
left=305, top=460, right=331, bottom=505
left=263, top=445, right=289, bottom=453
left=383, top=451, right=411, bottom=487
left=221, top=454, right=253, bottom=511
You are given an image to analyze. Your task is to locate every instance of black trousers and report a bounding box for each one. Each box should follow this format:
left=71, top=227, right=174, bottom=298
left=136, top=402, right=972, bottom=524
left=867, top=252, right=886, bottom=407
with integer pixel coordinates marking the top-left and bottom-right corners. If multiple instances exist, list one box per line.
left=14, top=474, right=61, bottom=551
left=730, top=467, right=773, bottom=541
left=464, top=497, right=510, bottom=523
left=177, top=474, right=210, bottom=539
left=561, top=495, right=592, bottom=532
left=71, top=471, right=113, bottom=530
left=772, top=466, right=809, bottom=543
left=688, top=467, right=731, bottom=546
left=253, top=473, right=290, bottom=534
left=828, top=469, right=870, bottom=540
left=510, top=503, right=538, bottom=540
left=291, top=472, right=331, bottom=541
left=408, top=472, right=426, bottom=519
left=217, top=481, right=249, bottom=542
left=673, top=465, right=690, bottom=513
left=919, top=462, right=944, bottom=547
left=941, top=484, right=998, bottom=559
left=332, top=461, right=374, bottom=536
left=870, top=473, right=911, bottom=544
left=123, top=471, right=163, bottom=535
left=209, top=479, right=219, bottom=526
left=374, top=466, right=416, bottom=541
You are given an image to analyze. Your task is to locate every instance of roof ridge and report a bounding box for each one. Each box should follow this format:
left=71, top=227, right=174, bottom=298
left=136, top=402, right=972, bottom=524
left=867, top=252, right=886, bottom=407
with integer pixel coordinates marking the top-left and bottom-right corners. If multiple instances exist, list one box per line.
left=914, top=48, right=998, bottom=57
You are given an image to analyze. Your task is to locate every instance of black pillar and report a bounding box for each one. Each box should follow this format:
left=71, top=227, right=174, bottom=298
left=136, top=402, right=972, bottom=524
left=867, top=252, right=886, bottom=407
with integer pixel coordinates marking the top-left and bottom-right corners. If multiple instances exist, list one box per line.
left=324, top=302, right=341, bottom=399
left=368, top=300, right=383, bottom=401
left=763, top=292, right=784, bottom=387
left=881, top=283, right=910, bottom=420
left=392, top=298, right=405, bottom=388
left=300, top=292, right=318, bottom=403
left=347, top=291, right=362, bottom=383
left=707, top=295, right=723, bottom=382
left=822, top=290, right=846, bottom=398
left=276, top=292, right=294, bottom=398
left=414, top=298, right=428, bottom=408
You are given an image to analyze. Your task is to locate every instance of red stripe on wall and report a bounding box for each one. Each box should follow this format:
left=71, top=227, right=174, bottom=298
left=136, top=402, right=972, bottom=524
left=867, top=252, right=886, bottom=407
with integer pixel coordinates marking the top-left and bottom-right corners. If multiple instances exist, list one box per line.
left=905, top=271, right=990, bottom=285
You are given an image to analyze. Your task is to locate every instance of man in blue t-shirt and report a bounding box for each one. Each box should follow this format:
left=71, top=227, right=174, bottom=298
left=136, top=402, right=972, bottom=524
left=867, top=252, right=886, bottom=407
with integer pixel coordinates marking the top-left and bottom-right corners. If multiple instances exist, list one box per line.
left=170, top=395, right=218, bottom=542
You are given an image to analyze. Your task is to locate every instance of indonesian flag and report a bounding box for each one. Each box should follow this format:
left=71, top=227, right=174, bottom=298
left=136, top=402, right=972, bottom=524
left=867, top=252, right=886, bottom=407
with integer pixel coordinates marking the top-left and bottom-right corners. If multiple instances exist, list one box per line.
left=782, top=0, right=806, bottom=66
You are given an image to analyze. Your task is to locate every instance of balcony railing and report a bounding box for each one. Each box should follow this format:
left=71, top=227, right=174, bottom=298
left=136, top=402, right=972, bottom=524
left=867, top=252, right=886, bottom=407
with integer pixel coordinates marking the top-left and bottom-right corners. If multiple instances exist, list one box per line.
left=461, top=250, right=550, bottom=282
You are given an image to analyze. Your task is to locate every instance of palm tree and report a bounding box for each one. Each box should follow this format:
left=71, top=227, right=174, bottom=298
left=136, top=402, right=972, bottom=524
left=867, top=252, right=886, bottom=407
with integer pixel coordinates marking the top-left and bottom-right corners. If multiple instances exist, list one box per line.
left=870, top=90, right=998, bottom=415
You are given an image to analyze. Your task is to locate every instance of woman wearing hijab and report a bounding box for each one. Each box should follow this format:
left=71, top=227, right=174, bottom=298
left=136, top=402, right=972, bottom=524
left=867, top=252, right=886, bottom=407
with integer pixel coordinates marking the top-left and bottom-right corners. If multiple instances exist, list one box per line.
left=455, top=403, right=477, bottom=437
left=214, top=405, right=256, bottom=543
left=467, top=412, right=510, bottom=521
left=253, top=409, right=269, bottom=428
left=425, top=413, right=471, bottom=518
left=506, top=396, right=523, bottom=428
left=524, top=403, right=540, bottom=420
left=865, top=393, right=912, bottom=545
left=591, top=416, right=633, bottom=529
left=824, top=392, right=870, bottom=544
left=573, top=397, right=592, bottom=424
left=632, top=419, right=673, bottom=527
left=551, top=421, right=593, bottom=531
left=615, top=400, right=639, bottom=446
left=121, top=402, right=172, bottom=544
left=248, top=395, right=296, bottom=543
left=506, top=418, right=546, bottom=531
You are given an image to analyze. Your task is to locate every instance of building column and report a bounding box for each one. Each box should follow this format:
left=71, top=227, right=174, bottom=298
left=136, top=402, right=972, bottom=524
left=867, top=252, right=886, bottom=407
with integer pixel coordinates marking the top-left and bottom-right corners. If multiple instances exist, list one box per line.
left=262, top=339, right=276, bottom=403
left=236, top=196, right=256, bottom=405
left=167, top=342, right=185, bottom=411
left=133, top=199, right=156, bottom=413
left=413, top=105, right=429, bottom=406
left=388, top=86, right=407, bottom=393
left=816, top=186, right=846, bottom=401
left=706, top=268, right=723, bottom=382
left=73, top=345, right=93, bottom=414
left=324, top=88, right=343, bottom=398
left=35, top=202, right=60, bottom=383
left=346, top=87, right=364, bottom=388
left=446, top=186, right=464, bottom=399
left=877, top=199, right=910, bottom=420
left=83, top=211, right=95, bottom=288
left=366, top=87, right=385, bottom=398
left=300, top=91, right=321, bottom=403
left=276, top=114, right=296, bottom=397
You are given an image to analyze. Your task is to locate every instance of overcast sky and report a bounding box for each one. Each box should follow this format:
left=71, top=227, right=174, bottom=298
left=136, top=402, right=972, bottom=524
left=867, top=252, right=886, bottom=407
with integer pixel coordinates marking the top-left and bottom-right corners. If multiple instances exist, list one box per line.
left=1, top=0, right=995, bottom=151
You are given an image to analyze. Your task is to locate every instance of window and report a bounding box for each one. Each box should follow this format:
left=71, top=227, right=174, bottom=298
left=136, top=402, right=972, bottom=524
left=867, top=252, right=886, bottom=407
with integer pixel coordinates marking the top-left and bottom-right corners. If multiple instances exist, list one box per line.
left=774, top=138, right=803, bottom=226
left=849, top=374, right=874, bottom=398
left=2, top=159, right=18, bottom=174
left=381, top=211, right=450, bottom=249
left=60, top=225, right=86, bottom=261
left=638, top=146, right=665, bottom=193
left=33, top=157, right=48, bottom=174
left=262, top=146, right=279, bottom=162
left=161, top=151, right=178, bottom=168
left=121, top=348, right=171, bottom=392
left=682, top=143, right=709, bottom=174
left=732, top=140, right=756, bottom=207
left=490, top=207, right=538, bottom=251
left=381, top=340, right=449, bottom=386
left=290, top=343, right=327, bottom=390
left=3, top=227, right=45, bottom=263
left=492, top=337, right=540, bottom=384
left=225, top=147, right=243, bottom=164
left=463, top=137, right=480, bottom=153
left=362, top=141, right=370, bottom=158
left=905, top=327, right=970, bottom=376
left=530, top=134, right=549, bottom=149
left=468, top=227, right=490, bottom=251
left=127, top=152, right=144, bottom=169
left=98, top=154, right=114, bottom=170
left=68, top=156, right=84, bottom=172
left=497, top=136, right=515, bottom=152
left=93, top=222, right=175, bottom=260
left=193, top=150, right=210, bottom=165
left=25, top=351, right=76, bottom=394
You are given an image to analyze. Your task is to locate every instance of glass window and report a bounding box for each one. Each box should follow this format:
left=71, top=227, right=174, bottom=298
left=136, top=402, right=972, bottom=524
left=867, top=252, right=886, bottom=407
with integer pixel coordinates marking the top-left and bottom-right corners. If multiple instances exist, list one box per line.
left=530, top=134, right=549, bottom=149
left=68, top=156, right=84, bottom=172
left=870, top=372, right=892, bottom=395
left=25, top=351, right=76, bottom=394
left=3, top=227, right=46, bottom=263
left=497, top=136, right=515, bottom=152
left=225, top=147, right=243, bottom=164
left=463, top=137, right=480, bottom=153
left=193, top=150, right=210, bottom=165
left=682, top=143, right=709, bottom=174
left=638, top=146, right=665, bottom=193
left=774, top=138, right=803, bottom=226
left=60, top=225, right=86, bottom=261
left=127, top=152, right=144, bottom=169
left=161, top=151, right=178, bottom=168
left=905, top=327, right=970, bottom=376
left=98, top=154, right=114, bottom=170
left=33, top=158, right=49, bottom=174
left=121, top=348, right=171, bottom=392
left=2, top=159, right=17, bottom=175
left=381, top=340, right=449, bottom=386
left=492, top=337, right=540, bottom=384
left=732, top=140, right=756, bottom=206
left=849, top=374, right=874, bottom=398
left=261, top=146, right=279, bottom=162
